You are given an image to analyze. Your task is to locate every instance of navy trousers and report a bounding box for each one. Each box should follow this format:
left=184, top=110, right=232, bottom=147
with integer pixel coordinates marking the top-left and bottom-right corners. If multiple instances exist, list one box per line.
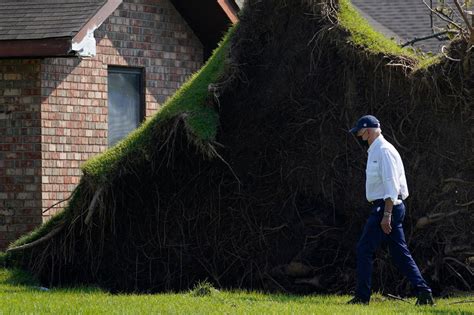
left=355, top=200, right=431, bottom=301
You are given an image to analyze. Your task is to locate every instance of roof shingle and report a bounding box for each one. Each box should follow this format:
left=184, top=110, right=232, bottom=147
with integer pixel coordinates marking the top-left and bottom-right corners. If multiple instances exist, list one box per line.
left=0, top=0, right=106, bottom=40
left=351, top=0, right=453, bottom=52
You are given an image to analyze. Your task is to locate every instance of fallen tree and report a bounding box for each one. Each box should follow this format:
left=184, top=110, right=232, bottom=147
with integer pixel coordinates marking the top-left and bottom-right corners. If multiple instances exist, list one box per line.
left=7, top=0, right=473, bottom=295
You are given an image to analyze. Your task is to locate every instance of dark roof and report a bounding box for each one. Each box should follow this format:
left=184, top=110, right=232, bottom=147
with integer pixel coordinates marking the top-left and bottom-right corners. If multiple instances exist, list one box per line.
left=352, top=0, right=449, bottom=53
left=0, top=0, right=106, bottom=40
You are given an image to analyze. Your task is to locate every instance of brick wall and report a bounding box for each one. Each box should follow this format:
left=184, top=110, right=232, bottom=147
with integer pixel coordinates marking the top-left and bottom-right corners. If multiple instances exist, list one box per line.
left=0, top=60, right=42, bottom=249
left=41, top=0, right=204, bottom=218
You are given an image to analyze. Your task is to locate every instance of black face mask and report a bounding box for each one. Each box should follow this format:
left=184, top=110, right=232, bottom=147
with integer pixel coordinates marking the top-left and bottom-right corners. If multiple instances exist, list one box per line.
left=356, top=137, right=369, bottom=148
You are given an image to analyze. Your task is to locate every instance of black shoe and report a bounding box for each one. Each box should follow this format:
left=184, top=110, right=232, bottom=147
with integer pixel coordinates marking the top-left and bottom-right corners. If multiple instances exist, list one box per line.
left=416, top=291, right=435, bottom=306
left=347, top=296, right=369, bottom=305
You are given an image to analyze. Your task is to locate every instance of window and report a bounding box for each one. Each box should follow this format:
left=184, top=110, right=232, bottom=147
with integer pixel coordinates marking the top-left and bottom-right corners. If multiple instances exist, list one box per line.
left=107, top=67, right=144, bottom=147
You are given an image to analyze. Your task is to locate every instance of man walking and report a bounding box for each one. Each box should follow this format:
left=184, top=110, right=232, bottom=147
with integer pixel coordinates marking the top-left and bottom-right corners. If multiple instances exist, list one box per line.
left=347, top=115, right=434, bottom=305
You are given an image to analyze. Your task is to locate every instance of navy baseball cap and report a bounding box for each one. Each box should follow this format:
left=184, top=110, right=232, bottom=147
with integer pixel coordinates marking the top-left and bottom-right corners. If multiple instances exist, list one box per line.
left=349, top=115, right=380, bottom=134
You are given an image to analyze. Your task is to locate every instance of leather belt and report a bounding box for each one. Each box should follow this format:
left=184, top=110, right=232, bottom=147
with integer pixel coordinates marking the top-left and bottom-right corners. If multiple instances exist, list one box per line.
left=369, top=195, right=402, bottom=205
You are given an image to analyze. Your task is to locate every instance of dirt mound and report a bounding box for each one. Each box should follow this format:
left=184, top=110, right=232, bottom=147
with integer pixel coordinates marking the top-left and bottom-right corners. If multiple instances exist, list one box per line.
left=9, top=0, right=473, bottom=295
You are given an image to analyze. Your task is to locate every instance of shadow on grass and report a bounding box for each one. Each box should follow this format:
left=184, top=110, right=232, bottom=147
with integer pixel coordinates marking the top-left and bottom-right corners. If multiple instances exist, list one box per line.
left=228, top=293, right=336, bottom=305
left=0, top=267, right=105, bottom=294
left=1, top=268, right=40, bottom=287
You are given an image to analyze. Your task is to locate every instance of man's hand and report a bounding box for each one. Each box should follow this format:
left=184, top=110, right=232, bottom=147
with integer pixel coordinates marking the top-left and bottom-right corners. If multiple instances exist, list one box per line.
left=381, top=198, right=393, bottom=234
left=380, top=215, right=392, bottom=234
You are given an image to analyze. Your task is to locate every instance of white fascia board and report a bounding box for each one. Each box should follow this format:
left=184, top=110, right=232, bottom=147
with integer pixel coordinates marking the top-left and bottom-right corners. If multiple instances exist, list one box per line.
left=72, top=28, right=97, bottom=57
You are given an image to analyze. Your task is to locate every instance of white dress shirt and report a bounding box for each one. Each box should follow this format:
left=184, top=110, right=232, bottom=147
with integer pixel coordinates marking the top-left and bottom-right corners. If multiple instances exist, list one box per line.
left=366, top=134, right=409, bottom=204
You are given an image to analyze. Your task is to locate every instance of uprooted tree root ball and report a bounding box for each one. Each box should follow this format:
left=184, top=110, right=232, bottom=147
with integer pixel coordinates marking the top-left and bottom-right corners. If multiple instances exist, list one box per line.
left=8, top=0, right=473, bottom=295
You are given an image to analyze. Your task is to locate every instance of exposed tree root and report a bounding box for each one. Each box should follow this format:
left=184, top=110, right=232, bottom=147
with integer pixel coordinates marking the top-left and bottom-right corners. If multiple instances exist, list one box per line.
left=7, top=223, right=65, bottom=253
left=10, top=0, right=473, bottom=295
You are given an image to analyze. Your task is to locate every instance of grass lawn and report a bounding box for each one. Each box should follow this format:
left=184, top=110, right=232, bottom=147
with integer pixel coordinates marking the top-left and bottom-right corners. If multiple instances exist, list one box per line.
left=0, top=269, right=472, bottom=314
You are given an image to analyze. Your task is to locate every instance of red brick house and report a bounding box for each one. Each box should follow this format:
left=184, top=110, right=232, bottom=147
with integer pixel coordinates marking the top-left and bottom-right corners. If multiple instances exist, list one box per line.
left=0, top=0, right=239, bottom=250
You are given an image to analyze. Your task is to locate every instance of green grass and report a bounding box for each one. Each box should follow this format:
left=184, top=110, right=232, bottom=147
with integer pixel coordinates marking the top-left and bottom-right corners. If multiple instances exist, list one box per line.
left=81, top=26, right=235, bottom=180
left=0, top=269, right=472, bottom=314
left=413, top=54, right=443, bottom=72
left=338, top=0, right=445, bottom=71
left=338, top=0, right=418, bottom=59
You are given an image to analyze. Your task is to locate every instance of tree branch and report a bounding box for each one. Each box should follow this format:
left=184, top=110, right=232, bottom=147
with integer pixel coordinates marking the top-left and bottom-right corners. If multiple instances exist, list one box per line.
left=453, top=0, right=473, bottom=33
left=422, top=0, right=464, bottom=31
left=401, top=30, right=450, bottom=47
left=7, top=223, right=65, bottom=253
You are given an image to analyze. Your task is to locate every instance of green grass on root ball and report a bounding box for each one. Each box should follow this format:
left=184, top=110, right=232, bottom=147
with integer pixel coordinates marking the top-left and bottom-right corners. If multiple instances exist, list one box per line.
left=81, top=26, right=236, bottom=180
left=338, top=0, right=427, bottom=60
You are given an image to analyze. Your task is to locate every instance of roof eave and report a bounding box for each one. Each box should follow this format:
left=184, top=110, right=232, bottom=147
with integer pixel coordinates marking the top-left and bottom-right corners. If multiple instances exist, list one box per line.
left=0, top=0, right=123, bottom=58
left=0, top=37, right=73, bottom=58
left=217, top=0, right=240, bottom=24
